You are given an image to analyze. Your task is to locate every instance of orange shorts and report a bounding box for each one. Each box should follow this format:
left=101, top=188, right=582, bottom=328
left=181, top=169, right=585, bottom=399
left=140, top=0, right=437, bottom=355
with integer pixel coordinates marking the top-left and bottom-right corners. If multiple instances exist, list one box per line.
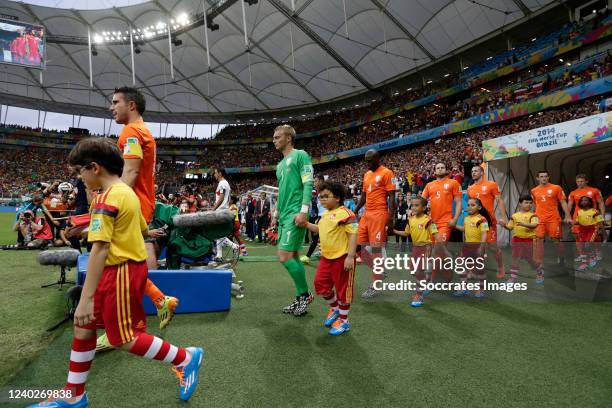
left=535, top=221, right=562, bottom=239
left=486, top=221, right=498, bottom=243
left=78, top=261, right=148, bottom=346
left=358, top=211, right=388, bottom=246
left=435, top=224, right=451, bottom=243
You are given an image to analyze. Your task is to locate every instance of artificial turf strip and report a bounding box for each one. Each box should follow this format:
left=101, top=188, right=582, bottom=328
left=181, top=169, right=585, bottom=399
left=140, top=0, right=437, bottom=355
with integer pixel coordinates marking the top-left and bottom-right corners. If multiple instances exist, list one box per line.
left=240, top=255, right=320, bottom=262
left=0, top=213, right=67, bottom=386
left=239, top=255, right=280, bottom=262
left=2, top=213, right=612, bottom=407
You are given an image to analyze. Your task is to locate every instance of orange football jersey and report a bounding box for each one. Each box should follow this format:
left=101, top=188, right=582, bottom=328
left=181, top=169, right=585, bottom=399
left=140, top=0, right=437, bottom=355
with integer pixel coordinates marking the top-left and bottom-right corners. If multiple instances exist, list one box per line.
left=422, top=177, right=462, bottom=224
left=117, top=120, right=156, bottom=223
left=467, top=180, right=500, bottom=222
left=568, top=187, right=602, bottom=217
left=531, top=184, right=565, bottom=222
left=362, top=166, right=395, bottom=212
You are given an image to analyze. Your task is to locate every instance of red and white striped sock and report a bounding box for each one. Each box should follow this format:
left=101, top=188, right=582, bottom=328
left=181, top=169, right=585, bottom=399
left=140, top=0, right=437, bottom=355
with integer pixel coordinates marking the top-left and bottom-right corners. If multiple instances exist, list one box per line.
left=65, top=336, right=96, bottom=398
left=338, top=302, right=350, bottom=322
left=323, top=292, right=338, bottom=311
left=129, top=333, right=191, bottom=367
left=510, top=267, right=519, bottom=279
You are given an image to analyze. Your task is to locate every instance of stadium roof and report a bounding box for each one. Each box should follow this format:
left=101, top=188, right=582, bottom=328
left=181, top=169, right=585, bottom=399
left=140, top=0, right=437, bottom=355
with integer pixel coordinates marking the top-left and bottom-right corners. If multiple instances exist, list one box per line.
left=1, top=0, right=557, bottom=122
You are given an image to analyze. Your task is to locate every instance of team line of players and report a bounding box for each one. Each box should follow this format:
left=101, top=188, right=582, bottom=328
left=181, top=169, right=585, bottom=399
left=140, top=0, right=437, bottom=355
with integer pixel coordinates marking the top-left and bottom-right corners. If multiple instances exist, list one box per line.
left=27, top=109, right=608, bottom=406
left=272, top=132, right=607, bottom=318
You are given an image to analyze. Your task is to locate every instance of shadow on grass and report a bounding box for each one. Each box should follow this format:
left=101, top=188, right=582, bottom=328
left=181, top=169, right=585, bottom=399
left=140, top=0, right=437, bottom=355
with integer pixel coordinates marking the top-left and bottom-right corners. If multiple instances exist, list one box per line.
left=469, top=298, right=553, bottom=328
left=247, top=318, right=320, bottom=407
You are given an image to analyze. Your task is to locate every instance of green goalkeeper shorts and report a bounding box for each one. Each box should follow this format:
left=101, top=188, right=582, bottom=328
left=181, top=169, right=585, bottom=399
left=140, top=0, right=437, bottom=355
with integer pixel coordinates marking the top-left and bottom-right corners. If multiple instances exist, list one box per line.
left=278, top=221, right=307, bottom=252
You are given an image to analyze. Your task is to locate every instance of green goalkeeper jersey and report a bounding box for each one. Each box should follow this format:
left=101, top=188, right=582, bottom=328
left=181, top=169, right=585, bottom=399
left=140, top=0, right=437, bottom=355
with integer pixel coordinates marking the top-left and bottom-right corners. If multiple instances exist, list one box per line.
left=276, top=149, right=314, bottom=225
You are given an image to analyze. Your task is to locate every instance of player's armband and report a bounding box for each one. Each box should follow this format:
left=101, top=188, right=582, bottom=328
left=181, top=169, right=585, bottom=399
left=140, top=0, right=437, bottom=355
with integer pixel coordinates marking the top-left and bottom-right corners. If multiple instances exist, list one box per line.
left=301, top=164, right=313, bottom=183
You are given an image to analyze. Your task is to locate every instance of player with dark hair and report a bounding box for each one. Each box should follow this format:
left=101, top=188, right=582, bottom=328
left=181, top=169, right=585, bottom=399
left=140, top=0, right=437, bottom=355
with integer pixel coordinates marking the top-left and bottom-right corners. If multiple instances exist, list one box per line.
left=28, top=138, right=203, bottom=407
left=422, top=162, right=462, bottom=282
left=96, top=87, right=178, bottom=352
left=355, top=149, right=396, bottom=299
left=423, top=163, right=462, bottom=243
left=467, top=165, right=508, bottom=278
left=212, top=167, right=240, bottom=261
left=531, top=170, right=571, bottom=279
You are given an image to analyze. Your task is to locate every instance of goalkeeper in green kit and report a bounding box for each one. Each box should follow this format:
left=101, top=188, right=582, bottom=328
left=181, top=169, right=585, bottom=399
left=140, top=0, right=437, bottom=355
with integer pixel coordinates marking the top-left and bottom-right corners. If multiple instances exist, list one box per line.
left=272, top=124, right=314, bottom=316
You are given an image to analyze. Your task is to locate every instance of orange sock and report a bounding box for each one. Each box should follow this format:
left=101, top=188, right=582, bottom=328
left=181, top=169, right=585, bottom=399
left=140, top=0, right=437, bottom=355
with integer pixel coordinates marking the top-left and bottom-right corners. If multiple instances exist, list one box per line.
left=145, top=279, right=165, bottom=308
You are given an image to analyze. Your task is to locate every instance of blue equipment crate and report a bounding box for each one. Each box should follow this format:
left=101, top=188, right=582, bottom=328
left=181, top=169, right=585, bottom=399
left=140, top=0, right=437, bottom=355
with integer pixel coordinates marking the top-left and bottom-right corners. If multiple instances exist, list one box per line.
left=77, top=254, right=231, bottom=314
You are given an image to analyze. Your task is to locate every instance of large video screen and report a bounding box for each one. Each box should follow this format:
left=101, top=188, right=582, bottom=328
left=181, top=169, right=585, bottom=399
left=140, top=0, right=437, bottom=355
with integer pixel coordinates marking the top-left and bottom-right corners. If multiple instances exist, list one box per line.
left=0, top=18, right=45, bottom=69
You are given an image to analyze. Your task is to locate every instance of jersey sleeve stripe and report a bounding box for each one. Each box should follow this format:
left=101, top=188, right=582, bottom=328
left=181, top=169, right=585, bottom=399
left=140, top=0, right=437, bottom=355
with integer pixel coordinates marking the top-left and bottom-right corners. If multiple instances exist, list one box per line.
left=92, top=203, right=119, bottom=217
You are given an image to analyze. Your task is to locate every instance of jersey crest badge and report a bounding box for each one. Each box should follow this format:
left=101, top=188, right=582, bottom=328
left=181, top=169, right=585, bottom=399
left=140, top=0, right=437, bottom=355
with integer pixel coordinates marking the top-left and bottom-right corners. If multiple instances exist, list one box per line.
left=91, top=218, right=102, bottom=233
left=125, top=137, right=139, bottom=154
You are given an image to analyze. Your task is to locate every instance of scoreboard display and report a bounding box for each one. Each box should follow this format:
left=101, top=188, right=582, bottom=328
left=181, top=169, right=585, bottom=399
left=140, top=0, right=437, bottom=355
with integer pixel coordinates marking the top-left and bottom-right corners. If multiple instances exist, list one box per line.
left=0, top=18, right=45, bottom=69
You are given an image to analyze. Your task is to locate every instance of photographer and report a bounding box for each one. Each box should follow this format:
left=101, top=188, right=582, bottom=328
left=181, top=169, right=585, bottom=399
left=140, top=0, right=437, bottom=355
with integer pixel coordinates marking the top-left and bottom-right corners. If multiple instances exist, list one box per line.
left=14, top=193, right=59, bottom=245
left=12, top=209, right=53, bottom=249
left=13, top=210, right=34, bottom=246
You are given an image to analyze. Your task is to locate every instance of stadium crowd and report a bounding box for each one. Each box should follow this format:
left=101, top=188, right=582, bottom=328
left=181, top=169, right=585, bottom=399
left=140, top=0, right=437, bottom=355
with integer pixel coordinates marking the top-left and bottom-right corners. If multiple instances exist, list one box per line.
left=1, top=10, right=608, bottom=150
left=1, top=94, right=605, bottom=205
left=0, top=11, right=610, bottom=251
left=169, top=51, right=612, bottom=169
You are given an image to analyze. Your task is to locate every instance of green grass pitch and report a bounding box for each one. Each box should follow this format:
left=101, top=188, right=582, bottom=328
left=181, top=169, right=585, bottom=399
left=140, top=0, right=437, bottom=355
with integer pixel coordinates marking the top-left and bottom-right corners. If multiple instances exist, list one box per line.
left=1, top=212, right=612, bottom=407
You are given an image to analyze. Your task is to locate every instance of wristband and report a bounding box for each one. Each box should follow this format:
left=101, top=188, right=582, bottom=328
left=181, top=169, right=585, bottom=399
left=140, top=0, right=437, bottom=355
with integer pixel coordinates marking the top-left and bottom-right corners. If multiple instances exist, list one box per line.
left=301, top=204, right=310, bottom=213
